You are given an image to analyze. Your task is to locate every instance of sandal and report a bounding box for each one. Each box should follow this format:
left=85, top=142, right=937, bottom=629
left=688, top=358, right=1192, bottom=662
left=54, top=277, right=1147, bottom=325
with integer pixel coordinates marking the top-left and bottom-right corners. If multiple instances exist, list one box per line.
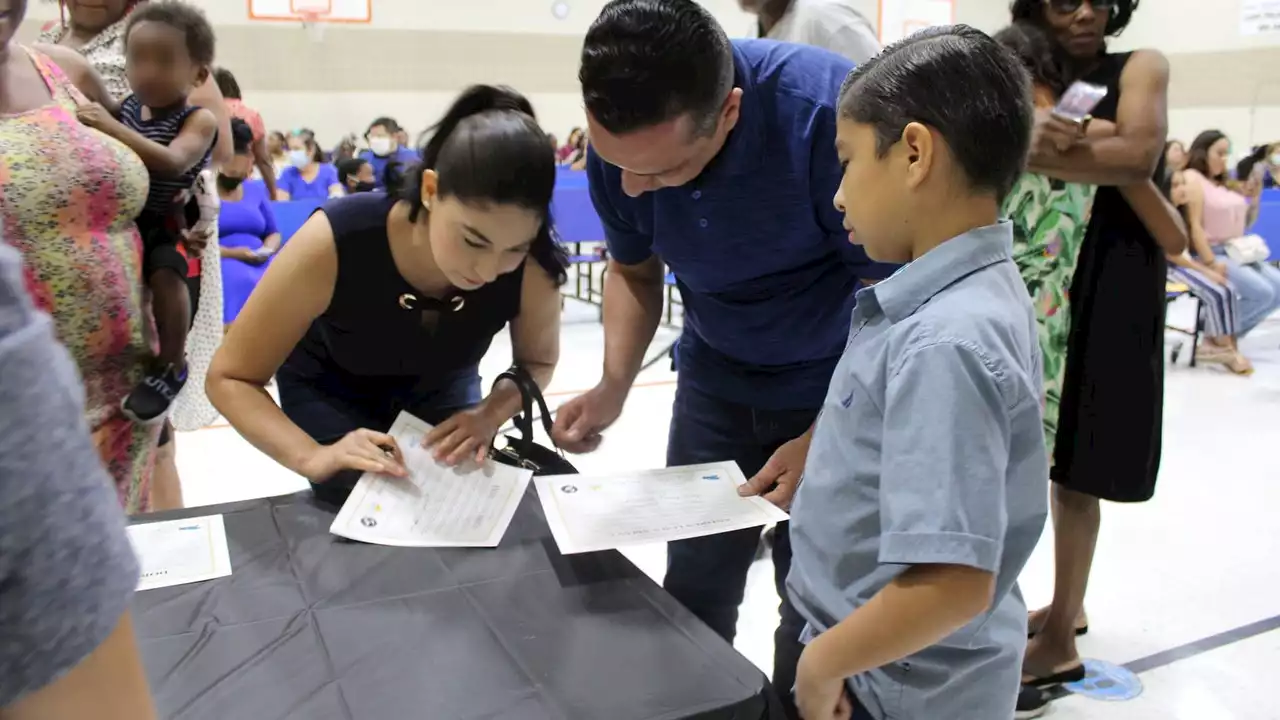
left=1022, top=664, right=1087, bottom=688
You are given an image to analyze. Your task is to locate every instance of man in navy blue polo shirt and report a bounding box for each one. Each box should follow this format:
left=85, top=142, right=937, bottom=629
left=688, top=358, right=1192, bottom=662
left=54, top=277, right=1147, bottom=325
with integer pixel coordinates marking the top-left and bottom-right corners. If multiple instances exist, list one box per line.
left=551, top=0, right=895, bottom=709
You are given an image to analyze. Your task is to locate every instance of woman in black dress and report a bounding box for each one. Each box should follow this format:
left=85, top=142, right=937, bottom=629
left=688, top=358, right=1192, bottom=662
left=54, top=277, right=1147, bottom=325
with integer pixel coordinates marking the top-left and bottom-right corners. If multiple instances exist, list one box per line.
left=207, top=86, right=566, bottom=503
left=1008, top=0, right=1177, bottom=711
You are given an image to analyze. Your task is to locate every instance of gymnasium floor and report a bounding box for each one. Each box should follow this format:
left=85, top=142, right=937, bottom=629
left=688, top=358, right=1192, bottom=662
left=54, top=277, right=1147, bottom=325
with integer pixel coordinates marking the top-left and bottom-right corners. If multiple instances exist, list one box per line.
left=174, top=298, right=1280, bottom=719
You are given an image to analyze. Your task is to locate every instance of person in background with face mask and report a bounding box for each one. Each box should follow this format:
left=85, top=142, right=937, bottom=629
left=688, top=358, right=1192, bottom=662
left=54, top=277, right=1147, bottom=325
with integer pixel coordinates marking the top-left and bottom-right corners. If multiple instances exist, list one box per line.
left=360, top=116, right=421, bottom=189
left=276, top=130, right=342, bottom=201
left=206, top=85, right=567, bottom=507
left=337, top=157, right=377, bottom=193
left=267, top=129, right=288, bottom=176
left=217, top=119, right=281, bottom=326
left=739, top=0, right=881, bottom=64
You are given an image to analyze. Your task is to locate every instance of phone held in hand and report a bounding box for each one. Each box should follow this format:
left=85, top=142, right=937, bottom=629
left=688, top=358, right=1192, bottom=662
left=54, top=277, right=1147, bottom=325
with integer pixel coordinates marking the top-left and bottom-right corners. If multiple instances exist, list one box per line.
left=1053, top=81, right=1108, bottom=123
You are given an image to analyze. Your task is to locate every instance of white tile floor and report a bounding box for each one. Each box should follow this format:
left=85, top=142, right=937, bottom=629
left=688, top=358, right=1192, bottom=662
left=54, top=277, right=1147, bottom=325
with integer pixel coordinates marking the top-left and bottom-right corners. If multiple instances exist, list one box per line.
left=173, top=298, right=1280, bottom=719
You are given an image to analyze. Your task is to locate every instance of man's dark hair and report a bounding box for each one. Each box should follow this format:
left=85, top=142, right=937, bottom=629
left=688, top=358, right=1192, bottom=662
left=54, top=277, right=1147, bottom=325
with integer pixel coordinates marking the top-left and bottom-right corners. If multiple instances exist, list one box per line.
left=838, top=25, right=1033, bottom=200
left=1010, top=0, right=1139, bottom=37
left=366, top=116, right=402, bottom=137
left=213, top=67, right=241, bottom=100
left=125, top=0, right=216, bottom=66
left=580, top=0, right=734, bottom=136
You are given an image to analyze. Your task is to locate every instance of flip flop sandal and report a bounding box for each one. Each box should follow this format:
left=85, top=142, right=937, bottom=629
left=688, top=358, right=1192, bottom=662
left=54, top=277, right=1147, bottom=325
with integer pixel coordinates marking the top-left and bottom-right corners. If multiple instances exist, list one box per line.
left=1023, top=664, right=1087, bottom=688
left=1026, top=622, right=1089, bottom=639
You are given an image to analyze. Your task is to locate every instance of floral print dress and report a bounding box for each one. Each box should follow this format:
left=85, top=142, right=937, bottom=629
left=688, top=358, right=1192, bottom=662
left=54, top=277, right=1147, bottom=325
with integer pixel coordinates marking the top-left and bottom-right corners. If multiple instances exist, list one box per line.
left=1002, top=135, right=1096, bottom=459
left=0, top=48, right=159, bottom=512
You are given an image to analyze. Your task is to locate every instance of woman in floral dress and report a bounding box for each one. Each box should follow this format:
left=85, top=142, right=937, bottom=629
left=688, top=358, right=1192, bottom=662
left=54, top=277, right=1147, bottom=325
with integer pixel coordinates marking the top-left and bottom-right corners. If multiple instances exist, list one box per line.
left=40, top=0, right=234, bottom=511
left=995, top=22, right=1098, bottom=457
left=0, top=36, right=156, bottom=511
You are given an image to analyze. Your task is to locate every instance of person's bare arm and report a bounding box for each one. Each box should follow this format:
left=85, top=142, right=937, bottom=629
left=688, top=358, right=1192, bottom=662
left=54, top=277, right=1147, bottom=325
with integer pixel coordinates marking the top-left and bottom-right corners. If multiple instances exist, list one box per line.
left=600, top=256, right=665, bottom=394
left=1120, top=180, right=1187, bottom=255
left=253, top=136, right=279, bottom=198
left=206, top=213, right=337, bottom=474
left=476, top=262, right=562, bottom=425
left=81, top=106, right=218, bottom=179
left=1030, top=50, right=1169, bottom=185
left=189, top=74, right=233, bottom=167
left=1, top=613, right=156, bottom=720
left=1182, top=175, right=1218, bottom=264
left=34, top=43, right=120, bottom=114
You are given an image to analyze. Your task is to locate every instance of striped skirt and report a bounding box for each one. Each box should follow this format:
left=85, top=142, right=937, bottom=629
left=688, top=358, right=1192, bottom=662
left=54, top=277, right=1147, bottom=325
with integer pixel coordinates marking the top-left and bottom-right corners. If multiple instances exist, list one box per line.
left=1168, top=265, right=1238, bottom=337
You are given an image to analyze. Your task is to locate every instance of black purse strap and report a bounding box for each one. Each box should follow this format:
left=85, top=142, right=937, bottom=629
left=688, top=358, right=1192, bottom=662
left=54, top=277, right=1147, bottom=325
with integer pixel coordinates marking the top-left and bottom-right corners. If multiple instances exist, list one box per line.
left=491, top=366, right=556, bottom=450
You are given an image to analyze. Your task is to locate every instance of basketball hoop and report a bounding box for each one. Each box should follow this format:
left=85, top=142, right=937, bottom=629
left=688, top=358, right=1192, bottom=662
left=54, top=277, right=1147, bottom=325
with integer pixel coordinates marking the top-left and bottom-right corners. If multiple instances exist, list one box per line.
left=298, top=10, right=328, bottom=42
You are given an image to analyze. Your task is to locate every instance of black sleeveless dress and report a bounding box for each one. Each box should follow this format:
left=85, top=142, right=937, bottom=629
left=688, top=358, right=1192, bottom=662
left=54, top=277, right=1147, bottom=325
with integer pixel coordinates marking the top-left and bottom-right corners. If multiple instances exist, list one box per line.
left=1050, top=51, right=1166, bottom=502
left=277, top=193, right=525, bottom=445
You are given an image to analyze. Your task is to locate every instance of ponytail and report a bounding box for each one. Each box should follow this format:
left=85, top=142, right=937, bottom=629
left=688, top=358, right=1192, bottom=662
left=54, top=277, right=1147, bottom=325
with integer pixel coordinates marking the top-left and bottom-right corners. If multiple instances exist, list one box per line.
left=391, top=85, right=567, bottom=286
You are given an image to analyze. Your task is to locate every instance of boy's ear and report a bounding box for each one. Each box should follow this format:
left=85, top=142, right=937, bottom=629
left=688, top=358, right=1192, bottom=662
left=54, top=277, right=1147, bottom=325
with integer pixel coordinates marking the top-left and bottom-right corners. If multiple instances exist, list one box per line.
left=194, top=66, right=211, bottom=87
left=900, top=122, right=934, bottom=190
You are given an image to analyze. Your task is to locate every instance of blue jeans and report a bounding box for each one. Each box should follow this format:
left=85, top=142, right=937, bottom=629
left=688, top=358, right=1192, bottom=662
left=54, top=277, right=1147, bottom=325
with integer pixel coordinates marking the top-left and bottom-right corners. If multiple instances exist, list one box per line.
left=664, top=381, right=818, bottom=720
left=277, top=366, right=481, bottom=505
left=1215, top=247, right=1280, bottom=336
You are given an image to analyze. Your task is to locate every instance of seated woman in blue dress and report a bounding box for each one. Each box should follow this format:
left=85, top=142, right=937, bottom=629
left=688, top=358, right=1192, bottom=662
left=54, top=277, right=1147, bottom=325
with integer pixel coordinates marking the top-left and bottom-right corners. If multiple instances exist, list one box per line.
left=217, top=119, right=281, bottom=326
left=276, top=129, right=343, bottom=201
left=206, top=86, right=566, bottom=504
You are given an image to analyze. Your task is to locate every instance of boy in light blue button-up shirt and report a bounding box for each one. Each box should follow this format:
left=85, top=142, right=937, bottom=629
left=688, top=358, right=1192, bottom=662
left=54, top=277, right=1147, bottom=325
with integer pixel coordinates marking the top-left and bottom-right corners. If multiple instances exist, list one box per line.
left=761, top=25, right=1050, bottom=720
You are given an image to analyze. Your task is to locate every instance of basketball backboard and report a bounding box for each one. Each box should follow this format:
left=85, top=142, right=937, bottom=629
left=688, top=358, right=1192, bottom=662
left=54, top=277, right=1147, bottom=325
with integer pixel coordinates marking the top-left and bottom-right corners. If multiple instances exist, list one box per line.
left=247, top=0, right=373, bottom=23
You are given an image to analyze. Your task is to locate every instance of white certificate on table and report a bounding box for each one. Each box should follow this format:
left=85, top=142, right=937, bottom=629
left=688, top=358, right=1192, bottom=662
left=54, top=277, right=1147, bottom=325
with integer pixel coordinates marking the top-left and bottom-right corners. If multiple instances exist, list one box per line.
left=533, top=462, right=790, bottom=555
left=128, top=515, right=233, bottom=591
left=330, top=411, right=533, bottom=547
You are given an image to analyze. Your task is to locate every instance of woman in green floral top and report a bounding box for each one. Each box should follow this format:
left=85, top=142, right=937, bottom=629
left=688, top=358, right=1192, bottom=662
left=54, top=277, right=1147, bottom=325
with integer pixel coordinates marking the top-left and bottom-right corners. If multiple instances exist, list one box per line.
left=995, top=23, right=1099, bottom=457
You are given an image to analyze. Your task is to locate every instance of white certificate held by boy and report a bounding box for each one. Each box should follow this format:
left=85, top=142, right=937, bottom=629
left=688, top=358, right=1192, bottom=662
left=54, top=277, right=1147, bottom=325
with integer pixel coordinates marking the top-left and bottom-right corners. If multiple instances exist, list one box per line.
left=533, top=461, right=789, bottom=555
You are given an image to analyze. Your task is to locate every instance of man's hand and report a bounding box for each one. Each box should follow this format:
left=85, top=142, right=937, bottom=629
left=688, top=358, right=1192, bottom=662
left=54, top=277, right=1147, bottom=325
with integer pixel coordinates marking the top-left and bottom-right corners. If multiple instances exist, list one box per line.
left=738, top=431, right=812, bottom=509
left=75, top=101, right=116, bottom=131
left=550, top=381, right=628, bottom=453
left=796, top=644, right=853, bottom=720
left=1031, top=109, right=1081, bottom=157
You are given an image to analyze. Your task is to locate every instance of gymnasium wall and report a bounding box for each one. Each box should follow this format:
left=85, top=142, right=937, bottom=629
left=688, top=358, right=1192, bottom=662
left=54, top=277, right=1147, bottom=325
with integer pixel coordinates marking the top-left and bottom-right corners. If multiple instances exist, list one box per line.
left=18, top=0, right=1280, bottom=153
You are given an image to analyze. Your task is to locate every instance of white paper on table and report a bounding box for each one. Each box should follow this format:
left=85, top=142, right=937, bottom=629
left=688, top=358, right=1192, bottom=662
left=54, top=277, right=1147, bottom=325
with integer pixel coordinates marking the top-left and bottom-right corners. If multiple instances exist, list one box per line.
left=128, top=515, right=233, bottom=591
left=533, top=462, right=790, bottom=555
left=330, top=411, right=533, bottom=547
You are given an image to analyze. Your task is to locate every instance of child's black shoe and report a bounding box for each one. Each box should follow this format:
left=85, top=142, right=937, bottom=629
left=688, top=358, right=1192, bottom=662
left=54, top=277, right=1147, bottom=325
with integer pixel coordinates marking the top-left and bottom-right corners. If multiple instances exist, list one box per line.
left=122, top=363, right=187, bottom=425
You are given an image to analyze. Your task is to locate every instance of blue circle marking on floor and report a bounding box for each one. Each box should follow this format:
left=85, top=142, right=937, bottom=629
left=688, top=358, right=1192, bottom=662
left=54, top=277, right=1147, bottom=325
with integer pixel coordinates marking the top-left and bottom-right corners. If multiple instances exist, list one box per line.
left=1065, top=659, right=1143, bottom=701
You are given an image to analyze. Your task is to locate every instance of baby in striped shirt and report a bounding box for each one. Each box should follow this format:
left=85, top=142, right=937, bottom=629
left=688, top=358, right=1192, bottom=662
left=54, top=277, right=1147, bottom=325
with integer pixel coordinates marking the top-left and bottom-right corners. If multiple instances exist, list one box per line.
left=76, top=1, right=218, bottom=424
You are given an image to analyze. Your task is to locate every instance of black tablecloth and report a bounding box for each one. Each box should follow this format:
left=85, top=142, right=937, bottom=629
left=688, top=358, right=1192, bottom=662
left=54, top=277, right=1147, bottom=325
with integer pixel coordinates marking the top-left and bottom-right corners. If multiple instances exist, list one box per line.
left=131, top=489, right=779, bottom=719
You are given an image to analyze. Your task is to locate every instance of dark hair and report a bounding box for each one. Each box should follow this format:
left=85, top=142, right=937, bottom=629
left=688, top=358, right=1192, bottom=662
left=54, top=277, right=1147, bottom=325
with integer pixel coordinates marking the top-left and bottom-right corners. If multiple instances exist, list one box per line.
left=229, top=117, right=253, bottom=156
left=125, top=0, right=216, bottom=66
left=366, top=116, right=402, bottom=137
left=389, top=85, right=567, bottom=286
left=580, top=0, right=734, bottom=136
left=993, top=21, right=1065, bottom=96
left=1186, top=130, right=1228, bottom=183
left=336, top=157, right=369, bottom=186
left=213, top=66, right=241, bottom=99
left=838, top=25, right=1033, bottom=200
left=1010, top=0, right=1139, bottom=37
left=1236, top=143, right=1269, bottom=181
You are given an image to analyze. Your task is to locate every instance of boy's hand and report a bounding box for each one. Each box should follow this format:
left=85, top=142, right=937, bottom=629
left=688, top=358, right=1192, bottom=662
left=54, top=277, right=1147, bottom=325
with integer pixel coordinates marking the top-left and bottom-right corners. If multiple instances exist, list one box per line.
left=76, top=102, right=116, bottom=130
left=739, top=431, right=812, bottom=510
left=796, top=645, right=852, bottom=720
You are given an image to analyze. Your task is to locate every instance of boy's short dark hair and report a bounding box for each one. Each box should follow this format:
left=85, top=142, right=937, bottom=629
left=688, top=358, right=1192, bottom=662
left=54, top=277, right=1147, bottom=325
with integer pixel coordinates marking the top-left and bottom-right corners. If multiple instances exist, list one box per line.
left=839, top=25, right=1032, bottom=200
left=579, top=0, right=734, bottom=136
left=126, top=1, right=217, bottom=66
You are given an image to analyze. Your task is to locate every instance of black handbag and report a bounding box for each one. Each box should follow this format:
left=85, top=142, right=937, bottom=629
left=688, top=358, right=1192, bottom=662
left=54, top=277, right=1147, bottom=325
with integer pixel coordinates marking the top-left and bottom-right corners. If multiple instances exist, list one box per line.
left=488, top=366, right=579, bottom=476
